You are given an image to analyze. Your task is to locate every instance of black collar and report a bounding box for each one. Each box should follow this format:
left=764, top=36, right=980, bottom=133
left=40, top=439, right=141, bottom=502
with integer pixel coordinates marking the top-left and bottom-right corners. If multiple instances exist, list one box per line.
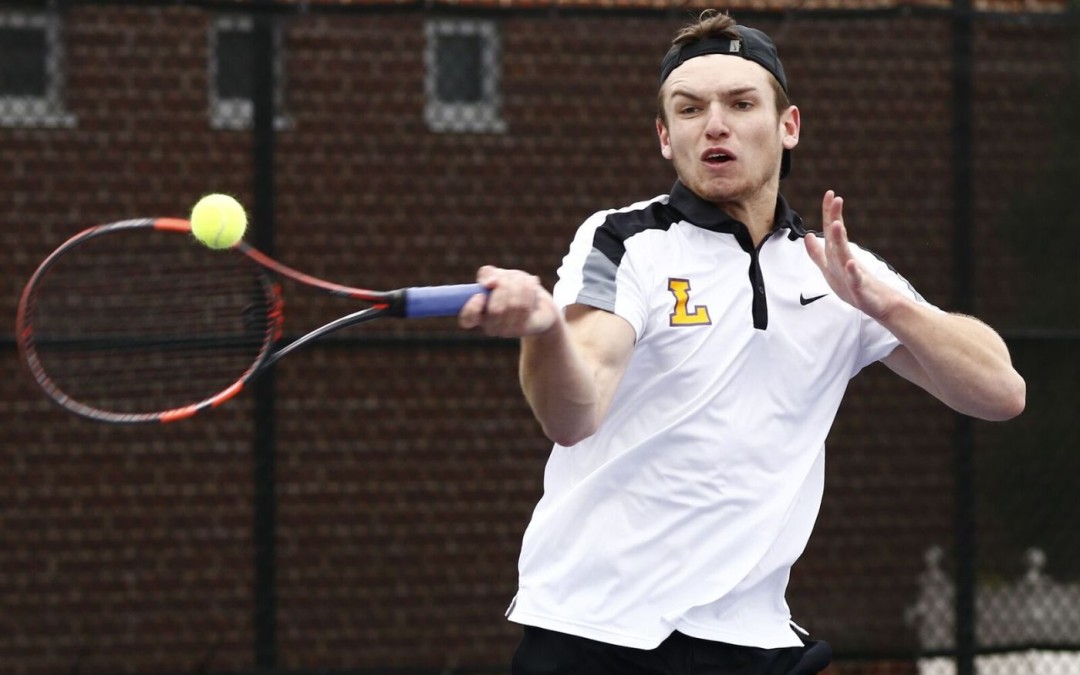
left=667, top=180, right=806, bottom=239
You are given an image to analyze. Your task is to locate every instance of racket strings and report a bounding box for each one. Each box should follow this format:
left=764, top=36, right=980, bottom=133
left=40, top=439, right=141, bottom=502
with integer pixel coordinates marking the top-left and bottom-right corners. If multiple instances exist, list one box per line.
left=25, top=229, right=275, bottom=415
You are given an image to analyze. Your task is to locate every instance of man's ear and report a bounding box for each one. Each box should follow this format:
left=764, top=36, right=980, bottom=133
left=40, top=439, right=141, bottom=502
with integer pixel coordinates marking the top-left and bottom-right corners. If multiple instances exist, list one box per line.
left=657, top=117, right=673, bottom=160
left=782, top=105, right=801, bottom=151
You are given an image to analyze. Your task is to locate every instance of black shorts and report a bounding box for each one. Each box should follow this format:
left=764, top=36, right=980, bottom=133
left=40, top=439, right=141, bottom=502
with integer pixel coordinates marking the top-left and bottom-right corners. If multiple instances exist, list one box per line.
left=511, top=625, right=831, bottom=675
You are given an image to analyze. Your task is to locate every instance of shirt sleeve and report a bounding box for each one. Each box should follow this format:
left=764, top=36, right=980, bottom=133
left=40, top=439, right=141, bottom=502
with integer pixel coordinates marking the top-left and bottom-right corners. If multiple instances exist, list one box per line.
left=552, top=210, right=649, bottom=338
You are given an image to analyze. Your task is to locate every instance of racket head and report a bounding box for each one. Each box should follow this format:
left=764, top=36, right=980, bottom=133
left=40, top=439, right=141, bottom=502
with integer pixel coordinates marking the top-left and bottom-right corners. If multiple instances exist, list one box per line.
left=16, top=218, right=282, bottom=424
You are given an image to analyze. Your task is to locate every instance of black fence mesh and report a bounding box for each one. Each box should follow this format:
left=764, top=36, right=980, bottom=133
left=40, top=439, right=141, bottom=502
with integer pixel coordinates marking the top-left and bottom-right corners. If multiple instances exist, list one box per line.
left=1, top=2, right=1077, bottom=674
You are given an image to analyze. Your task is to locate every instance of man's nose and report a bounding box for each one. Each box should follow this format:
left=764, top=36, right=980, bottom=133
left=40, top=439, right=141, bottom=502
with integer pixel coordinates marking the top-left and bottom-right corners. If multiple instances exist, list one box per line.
left=705, top=104, right=730, bottom=138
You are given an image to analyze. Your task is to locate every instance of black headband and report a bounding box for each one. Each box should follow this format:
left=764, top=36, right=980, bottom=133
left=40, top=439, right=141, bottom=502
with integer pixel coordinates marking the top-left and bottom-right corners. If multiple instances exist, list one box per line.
left=659, top=27, right=787, bottom=92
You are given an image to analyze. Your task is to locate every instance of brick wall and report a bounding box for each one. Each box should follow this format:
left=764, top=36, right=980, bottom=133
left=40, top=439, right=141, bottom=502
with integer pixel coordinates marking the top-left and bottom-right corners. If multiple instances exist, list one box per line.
left=0, top=5, right=1069, bottom=674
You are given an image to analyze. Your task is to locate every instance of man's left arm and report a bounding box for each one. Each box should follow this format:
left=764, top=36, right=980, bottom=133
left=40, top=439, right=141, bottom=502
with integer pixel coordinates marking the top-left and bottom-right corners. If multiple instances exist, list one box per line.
left=805, top=190, right=1026, bottom=422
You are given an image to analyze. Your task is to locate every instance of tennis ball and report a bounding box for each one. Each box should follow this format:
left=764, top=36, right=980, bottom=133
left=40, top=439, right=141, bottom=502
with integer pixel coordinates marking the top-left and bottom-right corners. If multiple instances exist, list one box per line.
left=190, top=193, right=247, bottom=249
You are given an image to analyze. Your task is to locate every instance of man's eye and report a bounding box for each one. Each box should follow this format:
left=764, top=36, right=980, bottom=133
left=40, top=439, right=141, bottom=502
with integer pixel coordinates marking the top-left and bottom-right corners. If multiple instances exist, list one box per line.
left=734, top=101, right=753, bottom=110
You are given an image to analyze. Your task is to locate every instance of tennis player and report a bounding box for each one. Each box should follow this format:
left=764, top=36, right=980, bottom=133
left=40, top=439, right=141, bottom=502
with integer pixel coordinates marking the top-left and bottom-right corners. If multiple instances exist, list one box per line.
left=459, top=10, right=1025, bottom=675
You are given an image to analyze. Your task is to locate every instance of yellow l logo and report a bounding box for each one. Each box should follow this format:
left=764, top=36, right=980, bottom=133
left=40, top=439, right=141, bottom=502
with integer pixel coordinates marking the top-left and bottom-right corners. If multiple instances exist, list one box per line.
left=668, top=278, right=711, bottom=326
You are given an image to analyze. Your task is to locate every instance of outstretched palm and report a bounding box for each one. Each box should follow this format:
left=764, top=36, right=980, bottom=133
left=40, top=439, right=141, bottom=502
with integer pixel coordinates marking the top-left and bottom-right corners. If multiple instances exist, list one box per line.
left=804, top=190, right=899, bottom=322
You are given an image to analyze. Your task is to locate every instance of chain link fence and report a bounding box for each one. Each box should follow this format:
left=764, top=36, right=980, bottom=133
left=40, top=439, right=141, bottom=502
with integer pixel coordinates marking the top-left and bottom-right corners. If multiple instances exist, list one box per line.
left=1, top=2, right=1077, bottom=674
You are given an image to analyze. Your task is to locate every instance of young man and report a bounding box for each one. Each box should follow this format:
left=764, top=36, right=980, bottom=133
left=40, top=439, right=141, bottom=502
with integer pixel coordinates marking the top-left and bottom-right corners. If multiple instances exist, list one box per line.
left=458, top=10, right=1025, bottom=675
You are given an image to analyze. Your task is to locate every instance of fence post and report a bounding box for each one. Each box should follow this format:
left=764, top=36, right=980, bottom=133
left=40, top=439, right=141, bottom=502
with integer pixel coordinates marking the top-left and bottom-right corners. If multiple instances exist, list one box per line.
left=950, top=1, right=976, bottom=675
left=251, top=5, right=279, bottom=671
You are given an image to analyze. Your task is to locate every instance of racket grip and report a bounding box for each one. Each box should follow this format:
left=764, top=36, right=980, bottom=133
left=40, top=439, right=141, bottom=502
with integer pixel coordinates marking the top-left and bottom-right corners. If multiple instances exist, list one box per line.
left=403, top=283, right=488, bottom=318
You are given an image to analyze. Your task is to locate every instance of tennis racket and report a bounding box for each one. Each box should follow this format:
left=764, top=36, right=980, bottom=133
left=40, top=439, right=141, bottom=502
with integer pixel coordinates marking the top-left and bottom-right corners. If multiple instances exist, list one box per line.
left=15, top=217, right=486, bottom=424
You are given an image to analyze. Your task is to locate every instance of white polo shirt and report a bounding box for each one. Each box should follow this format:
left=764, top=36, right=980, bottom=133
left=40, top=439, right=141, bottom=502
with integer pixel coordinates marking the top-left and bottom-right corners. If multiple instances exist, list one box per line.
left=506, top=181, right=936, bottom=650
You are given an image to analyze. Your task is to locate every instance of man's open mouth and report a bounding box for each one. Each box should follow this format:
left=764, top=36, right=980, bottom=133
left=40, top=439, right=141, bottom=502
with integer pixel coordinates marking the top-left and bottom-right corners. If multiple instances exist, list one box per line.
left=703, top=150, right=734, bottom=164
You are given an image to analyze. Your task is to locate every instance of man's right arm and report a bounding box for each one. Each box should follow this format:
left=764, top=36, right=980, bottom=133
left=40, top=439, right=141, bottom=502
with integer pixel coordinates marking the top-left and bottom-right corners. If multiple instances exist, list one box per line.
left=520, top=304, right=636, bottom=446
left=458, top=265, right=636, bottom=446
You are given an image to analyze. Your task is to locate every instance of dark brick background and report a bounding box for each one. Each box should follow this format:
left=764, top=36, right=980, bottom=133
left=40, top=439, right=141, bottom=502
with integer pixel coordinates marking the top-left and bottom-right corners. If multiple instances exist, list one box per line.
left=0, top=4, right=1073, bottom=674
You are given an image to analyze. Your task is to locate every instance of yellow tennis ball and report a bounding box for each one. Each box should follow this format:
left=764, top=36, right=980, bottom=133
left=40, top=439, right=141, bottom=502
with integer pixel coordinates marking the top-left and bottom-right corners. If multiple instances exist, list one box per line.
left=190, top=193, right=247, bottom=249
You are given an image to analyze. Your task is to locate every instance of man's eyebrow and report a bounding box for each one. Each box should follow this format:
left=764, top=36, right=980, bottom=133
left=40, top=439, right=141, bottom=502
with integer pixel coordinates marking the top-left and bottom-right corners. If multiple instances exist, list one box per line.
left=668, top=87, right=704, bottom=100
left=668, top=84, right=762, bottom=100
left=724, top=85, right=761, bottom=97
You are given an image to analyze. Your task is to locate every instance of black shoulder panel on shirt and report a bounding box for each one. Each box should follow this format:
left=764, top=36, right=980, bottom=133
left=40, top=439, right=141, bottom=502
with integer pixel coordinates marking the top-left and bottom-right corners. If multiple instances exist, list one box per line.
left=592, top=202, right=680, bottom=267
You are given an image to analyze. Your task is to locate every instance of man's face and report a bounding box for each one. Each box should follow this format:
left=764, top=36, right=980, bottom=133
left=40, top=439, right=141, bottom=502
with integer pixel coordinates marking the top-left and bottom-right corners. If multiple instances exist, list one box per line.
left=657, top=54, right=799, bottom=205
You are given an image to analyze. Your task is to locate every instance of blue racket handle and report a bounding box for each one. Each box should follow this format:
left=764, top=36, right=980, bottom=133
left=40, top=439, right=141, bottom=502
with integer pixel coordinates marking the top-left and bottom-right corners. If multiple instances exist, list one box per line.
left=403, top=283, right=488, bottom=318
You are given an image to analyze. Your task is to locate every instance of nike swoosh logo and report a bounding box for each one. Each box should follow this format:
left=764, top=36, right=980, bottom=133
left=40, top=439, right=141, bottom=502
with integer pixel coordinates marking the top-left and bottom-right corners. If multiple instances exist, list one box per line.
left=800, top=293, right=829, bottom=306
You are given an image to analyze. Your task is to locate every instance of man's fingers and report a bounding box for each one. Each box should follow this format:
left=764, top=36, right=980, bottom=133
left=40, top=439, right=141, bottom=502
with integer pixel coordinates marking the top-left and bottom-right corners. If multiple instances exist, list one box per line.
left=476, top=264, right=500, bottom=287
left=821, top=190, right=834, bottom=218
left=823, top=216, right=854, bottom=269
left=804, top=232, right=825, bottom=270
left=821, top=190, right=842, bottom=224
left=845, top=259, right=865, bottom=290
left=463, top=266, right=554, bottom=337
left=458, top=292, right=488, bottom=330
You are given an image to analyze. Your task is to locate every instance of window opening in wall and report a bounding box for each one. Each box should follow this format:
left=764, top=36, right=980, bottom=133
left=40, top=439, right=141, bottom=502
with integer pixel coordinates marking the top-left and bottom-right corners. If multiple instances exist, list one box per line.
left=425, top=18, right=505, bottom=134
left=0, top=9, right=76, bottom=128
